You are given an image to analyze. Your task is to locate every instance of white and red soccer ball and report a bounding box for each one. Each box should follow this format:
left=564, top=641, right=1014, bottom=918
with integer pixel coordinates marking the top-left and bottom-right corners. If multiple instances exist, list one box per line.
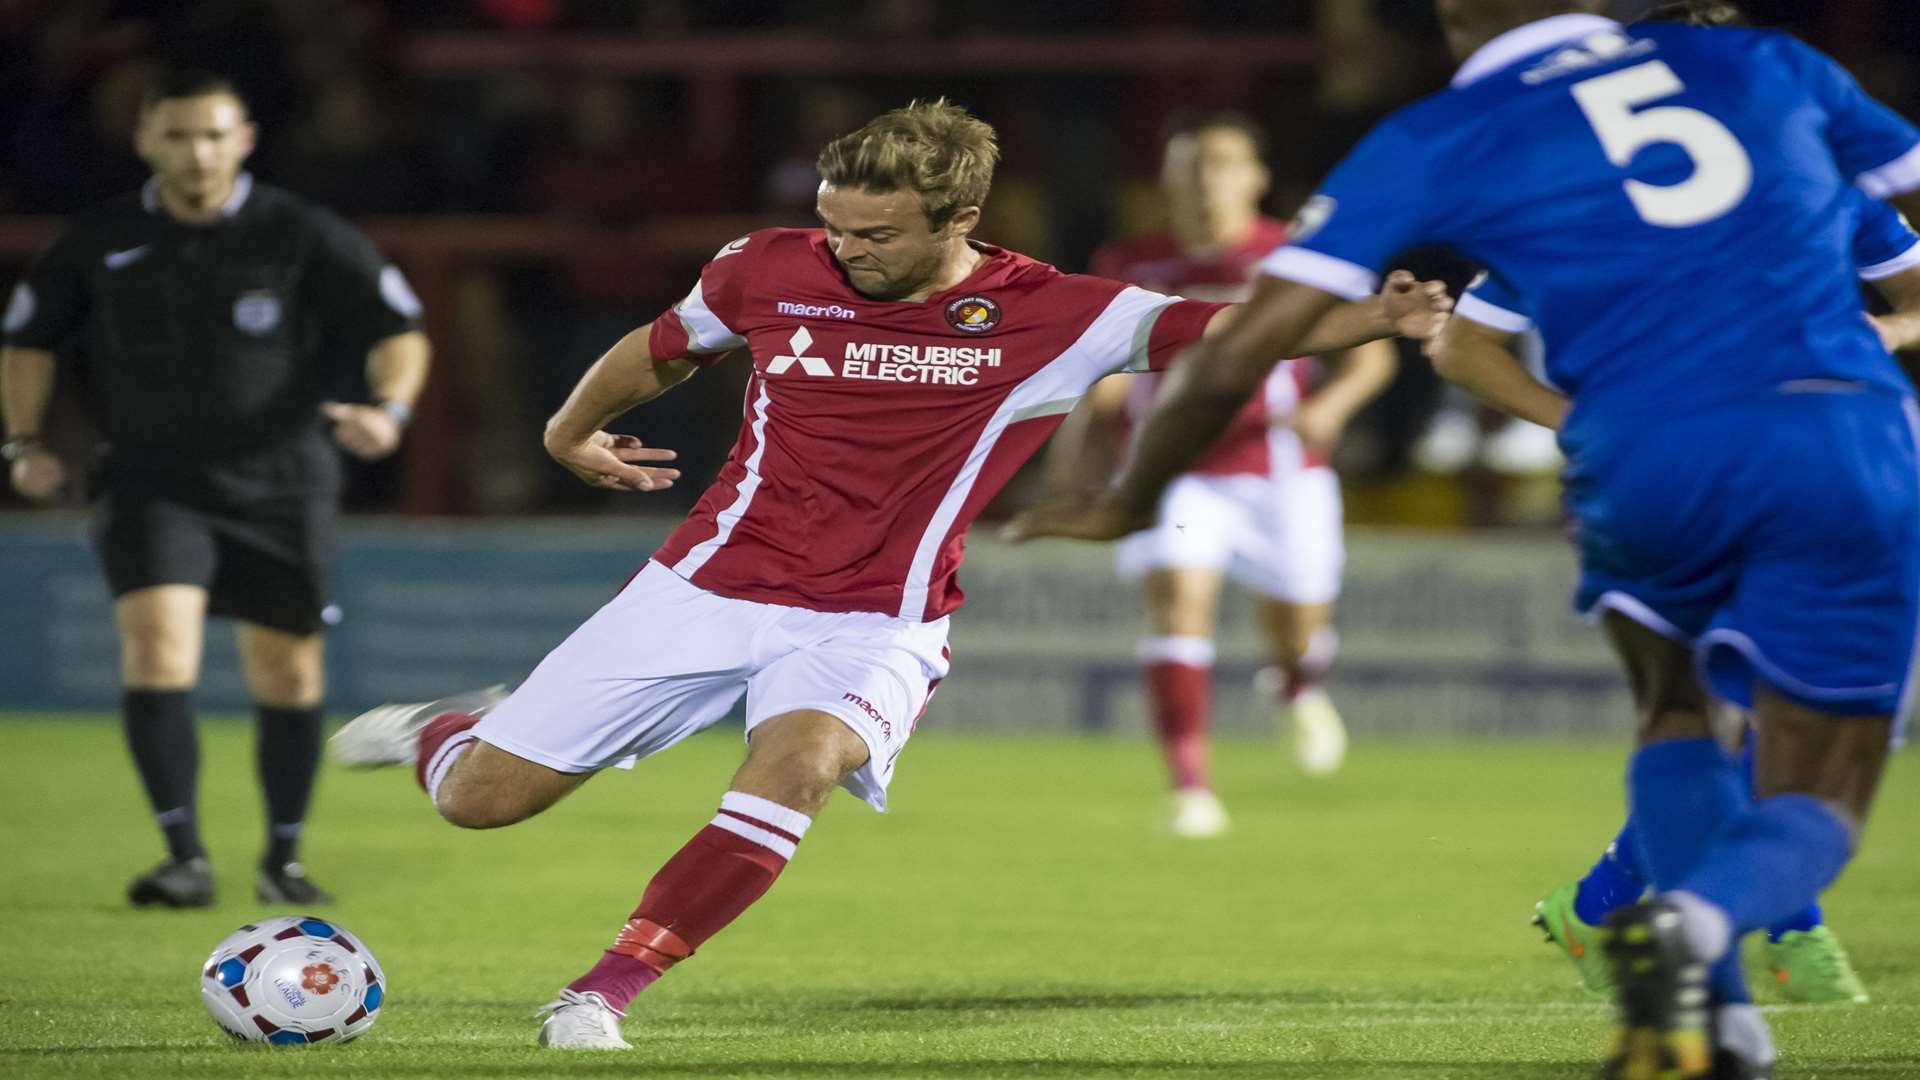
left=200, top=916, right=386, bottom=1045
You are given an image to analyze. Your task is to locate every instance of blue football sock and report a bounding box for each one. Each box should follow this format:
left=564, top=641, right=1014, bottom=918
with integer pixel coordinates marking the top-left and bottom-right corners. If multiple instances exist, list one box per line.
left=1735, top=730, right=1830, bottom=942
left=1627, top=738, right=1748, bottom=889
left=1709, top=948, right=1753, bottom=1006
left=1768, top=903, right=1823, bottom=942
left=1575, top=823, right=1647, bottom=925
left=1678, top=794, right=1853, bottom=935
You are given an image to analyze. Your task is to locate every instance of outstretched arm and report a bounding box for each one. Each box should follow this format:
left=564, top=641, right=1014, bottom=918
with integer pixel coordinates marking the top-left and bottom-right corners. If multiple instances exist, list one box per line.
left=1042, top=374, right=1131, bottom=495
left=1868, top=263, right=1920, bottom=370
left=543, top=324, right=697, bottom=492
left=1425, top=315, right=1569, bottom=431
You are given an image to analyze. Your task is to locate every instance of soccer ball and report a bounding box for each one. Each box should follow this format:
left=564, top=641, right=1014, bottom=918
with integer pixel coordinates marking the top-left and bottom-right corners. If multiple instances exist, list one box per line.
left=200, top=916, right=387, bottom=1045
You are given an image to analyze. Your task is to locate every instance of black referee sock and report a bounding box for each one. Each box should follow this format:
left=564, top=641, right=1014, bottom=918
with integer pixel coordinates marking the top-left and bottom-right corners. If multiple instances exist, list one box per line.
left=122, top=689, right=204, bottom=862
left=256, top=704, right=324, bottom=867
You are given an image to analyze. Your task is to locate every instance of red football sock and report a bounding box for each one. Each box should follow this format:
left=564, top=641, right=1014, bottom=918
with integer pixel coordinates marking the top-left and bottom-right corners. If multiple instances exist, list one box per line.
left=567, top=792, right=811, bottom=1014
left=1139, top=636, right=1215, bottom=792
left=1279, top=627, right=1340, bottom=702
left=414, top=711, right=482, bottom=795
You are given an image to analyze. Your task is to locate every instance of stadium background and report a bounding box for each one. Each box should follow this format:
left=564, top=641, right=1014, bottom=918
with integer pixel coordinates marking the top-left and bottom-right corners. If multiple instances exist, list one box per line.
left=2, top=0, right=1915, bottom=727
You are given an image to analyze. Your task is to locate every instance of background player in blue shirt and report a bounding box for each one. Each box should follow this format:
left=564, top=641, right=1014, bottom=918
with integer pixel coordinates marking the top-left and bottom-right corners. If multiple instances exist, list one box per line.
left=1445, top=189, right=1920, bottom=1008
left=1011, top=3, right=1920, bottom=1077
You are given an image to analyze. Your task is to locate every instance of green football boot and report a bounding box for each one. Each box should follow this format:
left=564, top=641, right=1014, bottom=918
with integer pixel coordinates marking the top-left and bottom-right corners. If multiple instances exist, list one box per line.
left=1765, top=926, right=1869, bottom=1005
left=1532, top=882, right=1614, bottom=995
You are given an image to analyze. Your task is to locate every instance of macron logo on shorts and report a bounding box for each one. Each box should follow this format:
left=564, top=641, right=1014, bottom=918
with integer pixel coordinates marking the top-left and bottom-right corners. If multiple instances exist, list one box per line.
left=766, top=326, right=834, bottom=376
left=843, top=692, right=891, bottom=737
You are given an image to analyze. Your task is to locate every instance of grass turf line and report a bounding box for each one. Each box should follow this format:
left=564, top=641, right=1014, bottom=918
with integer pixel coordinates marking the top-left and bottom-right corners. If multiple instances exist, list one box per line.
left=1, top=715, right=1915, bottom=1079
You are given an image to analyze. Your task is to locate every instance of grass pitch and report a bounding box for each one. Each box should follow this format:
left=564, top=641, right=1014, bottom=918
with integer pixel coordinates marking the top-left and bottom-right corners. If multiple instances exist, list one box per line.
left=2, top=715, right=1916, bottom=1079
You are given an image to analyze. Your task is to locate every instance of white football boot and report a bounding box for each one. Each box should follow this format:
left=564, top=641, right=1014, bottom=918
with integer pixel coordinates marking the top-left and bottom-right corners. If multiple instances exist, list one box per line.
left=1285, top=688, right=1348, bottom=777
left=537, top=988, right=632, bottom=1049
left=329, top=685, right=506, bottom=767
left=1169, top=787, right=1230, bottom=838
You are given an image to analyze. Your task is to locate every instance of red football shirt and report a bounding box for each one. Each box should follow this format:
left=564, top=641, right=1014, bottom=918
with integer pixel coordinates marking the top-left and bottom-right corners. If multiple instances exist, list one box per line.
left=1090, top=216, right=1323, bottom=475
left=647, top=228, right=1223, bottom=621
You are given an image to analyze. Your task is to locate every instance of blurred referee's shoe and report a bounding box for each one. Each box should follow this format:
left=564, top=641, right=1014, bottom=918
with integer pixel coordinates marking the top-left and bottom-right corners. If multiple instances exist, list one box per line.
left=538, top=989, right=632, bottom=1049
left=1169, top=788, right=1230, bottom=838
left=257, top=860, right=334, bottom=906
left=1766, top=926, right=1869, bottom=1005
left=1532, top=882, right=1613, bottom=996
left=127, top=856, right=215, bottom=908
left=331, top=685, right=506, bottom=767
left=1601, top=900, right=1715, bottom=1080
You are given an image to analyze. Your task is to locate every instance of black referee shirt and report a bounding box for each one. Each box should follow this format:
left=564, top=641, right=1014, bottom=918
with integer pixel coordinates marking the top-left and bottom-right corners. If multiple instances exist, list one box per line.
left=2, top=174, right=420, bottom=499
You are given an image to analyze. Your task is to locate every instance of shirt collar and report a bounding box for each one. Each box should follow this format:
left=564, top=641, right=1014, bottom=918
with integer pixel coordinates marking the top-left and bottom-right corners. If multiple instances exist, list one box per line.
left=1451, top=13, right=1623, bottom=88
left=141, top=171, right=256, bottom=218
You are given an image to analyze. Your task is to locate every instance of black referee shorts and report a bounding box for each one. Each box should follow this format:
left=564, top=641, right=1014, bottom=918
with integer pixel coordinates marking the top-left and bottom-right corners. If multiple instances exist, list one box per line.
left=91, top=491, right=338, bottom=635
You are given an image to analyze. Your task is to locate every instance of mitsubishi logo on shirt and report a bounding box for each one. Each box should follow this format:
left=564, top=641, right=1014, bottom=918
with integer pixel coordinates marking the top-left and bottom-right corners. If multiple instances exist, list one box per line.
left=766, top=326, right=834, bottom=376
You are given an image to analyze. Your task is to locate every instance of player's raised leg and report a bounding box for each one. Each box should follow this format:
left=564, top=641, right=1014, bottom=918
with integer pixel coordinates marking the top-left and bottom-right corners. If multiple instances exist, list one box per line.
left=1138, top=565, right=1230, bottom=837
left=116, top=584, right=216, bottom=908
left=236, top=621, right=332, bottom=904
left=542, top=711, right=861, bottom=1049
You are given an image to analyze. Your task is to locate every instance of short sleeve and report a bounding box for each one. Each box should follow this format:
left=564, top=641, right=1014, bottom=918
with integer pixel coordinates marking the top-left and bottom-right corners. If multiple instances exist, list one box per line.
left=647, top=234, right=754, bottom=366
left=305, top=211, right=420, bottom=353
left=1258, top=119, right=1433, bottom=301
left=1850, top=195, right=1920, bottom=281
left=1124, top=298, right=1229, bottom=373
left=1778, top=35, right=1920, bottom=199
left=1456, top=270, right=1536, bottom=333
left=3, top=225, right=90, bottom=351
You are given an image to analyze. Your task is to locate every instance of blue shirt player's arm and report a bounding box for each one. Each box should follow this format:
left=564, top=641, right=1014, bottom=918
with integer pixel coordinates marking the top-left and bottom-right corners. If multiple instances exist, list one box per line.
left=1853, top=198, right=1920, bottom=357
left=1778, top=35, right=1920, bottom=209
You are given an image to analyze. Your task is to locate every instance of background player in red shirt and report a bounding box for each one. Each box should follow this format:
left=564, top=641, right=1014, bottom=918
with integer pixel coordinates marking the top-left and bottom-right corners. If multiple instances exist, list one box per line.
left=1048, top=114, right=1398, bottom=837
left=331, top=99, right=1450, bottom=1049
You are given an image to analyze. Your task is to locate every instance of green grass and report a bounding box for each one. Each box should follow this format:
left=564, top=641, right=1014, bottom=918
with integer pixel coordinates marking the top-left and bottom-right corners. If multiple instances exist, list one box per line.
left=1, top=716, right=1916, bottom=1079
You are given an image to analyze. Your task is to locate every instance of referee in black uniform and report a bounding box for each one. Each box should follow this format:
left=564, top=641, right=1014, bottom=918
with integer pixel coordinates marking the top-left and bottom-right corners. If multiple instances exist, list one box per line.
left=0, top=71, right=431, bottom=908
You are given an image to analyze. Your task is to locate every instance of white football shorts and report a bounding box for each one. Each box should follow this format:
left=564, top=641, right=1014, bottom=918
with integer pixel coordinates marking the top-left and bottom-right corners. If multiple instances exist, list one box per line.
left=472, top=560, right=950, bottom=811
left=1115, top=469, right=1345, bottom=604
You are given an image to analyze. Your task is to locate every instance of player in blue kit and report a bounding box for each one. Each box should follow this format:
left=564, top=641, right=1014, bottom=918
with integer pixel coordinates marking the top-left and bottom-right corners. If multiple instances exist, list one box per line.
left=1452, top=187, right=1920, bottom=1006
left=1010, top=3, right=1920, bottom=1077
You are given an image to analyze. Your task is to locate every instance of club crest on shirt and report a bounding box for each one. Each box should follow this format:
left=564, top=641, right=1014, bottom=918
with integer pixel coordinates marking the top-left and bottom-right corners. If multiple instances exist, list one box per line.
left=944, top=295, right=1001, bottom=334
left=1288, top=195, right=1336, bottom=244
left=233, top=290, right=283, bottom=336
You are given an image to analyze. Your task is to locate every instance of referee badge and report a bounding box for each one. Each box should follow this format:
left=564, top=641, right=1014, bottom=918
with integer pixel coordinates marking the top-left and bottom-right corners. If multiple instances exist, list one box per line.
left=233, top=290, right=283, bottom=336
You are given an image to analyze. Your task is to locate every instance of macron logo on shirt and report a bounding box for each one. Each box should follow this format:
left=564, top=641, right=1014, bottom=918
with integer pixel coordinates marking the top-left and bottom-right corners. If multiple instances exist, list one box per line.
left=776, top=300, right=857, bottom=319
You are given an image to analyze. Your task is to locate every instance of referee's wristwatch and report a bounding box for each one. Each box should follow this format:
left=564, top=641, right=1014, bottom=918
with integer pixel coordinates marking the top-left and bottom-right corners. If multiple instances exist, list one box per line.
left=1, top=434, right=44, bottom=462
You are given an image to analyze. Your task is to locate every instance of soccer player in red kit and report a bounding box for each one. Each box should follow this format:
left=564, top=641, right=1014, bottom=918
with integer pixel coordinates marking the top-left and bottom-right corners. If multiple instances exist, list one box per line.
left=331, top=100, right=1451, bottom=1049
left=1050, top=114, right=1398, bottom=837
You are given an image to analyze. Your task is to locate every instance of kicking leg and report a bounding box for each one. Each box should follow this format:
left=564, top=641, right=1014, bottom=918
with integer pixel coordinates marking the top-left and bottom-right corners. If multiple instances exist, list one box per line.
left=117, top=585, right=216, bottom=908
left=545, top=710, right=866, bottom=1049
left=1138, top=566, right=1228, bottom=836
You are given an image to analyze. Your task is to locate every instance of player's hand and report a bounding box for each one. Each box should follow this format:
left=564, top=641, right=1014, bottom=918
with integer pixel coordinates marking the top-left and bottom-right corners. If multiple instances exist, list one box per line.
left=320, top=402, right=404, bottom=461
left=547, top=431, right=681, bottom=493
left=1000, top=489, right=1153, bottom=544
left=1291, top=397, right=1347, bottom=457
left=1381, top=269, right=1453, bottom=341
left=8, top=446, right=66, bottom=503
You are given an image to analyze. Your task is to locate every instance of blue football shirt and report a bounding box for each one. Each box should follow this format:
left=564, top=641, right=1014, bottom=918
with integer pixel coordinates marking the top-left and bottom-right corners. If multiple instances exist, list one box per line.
left=1262, top=14, right=1920, bottom=441
left=1459, top=189, right=1920, bottom=331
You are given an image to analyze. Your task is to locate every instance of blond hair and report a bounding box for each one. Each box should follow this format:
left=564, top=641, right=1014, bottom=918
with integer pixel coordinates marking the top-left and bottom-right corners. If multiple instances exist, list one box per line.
left=816, top=99, right=1000, bottom=228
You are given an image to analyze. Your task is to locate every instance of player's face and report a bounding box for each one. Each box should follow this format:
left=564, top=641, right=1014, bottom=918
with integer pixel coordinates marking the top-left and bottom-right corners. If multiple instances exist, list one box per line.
left=136, top=94, right=256, bottom=208
left=1162, top=128, right=1269, bottom=230
left=816, top=183, right=953, bottom=301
